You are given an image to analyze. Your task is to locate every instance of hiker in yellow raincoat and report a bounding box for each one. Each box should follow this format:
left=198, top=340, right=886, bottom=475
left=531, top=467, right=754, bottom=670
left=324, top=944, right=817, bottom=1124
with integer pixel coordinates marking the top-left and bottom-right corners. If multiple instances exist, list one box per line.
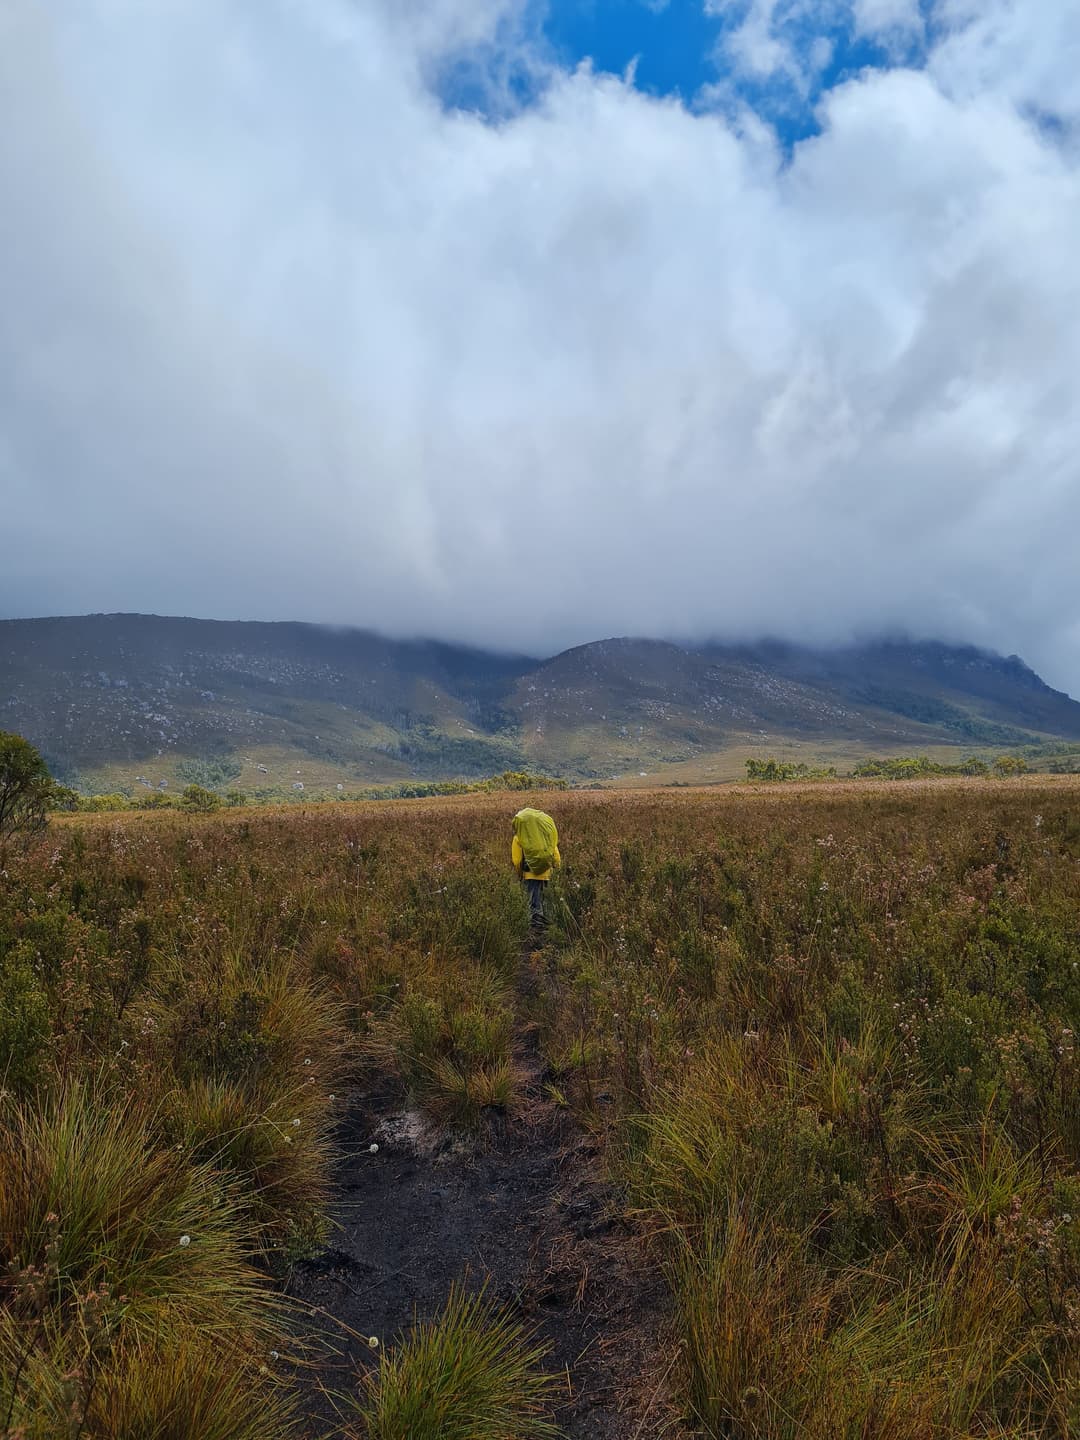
left=511, top=807, right=561, bottom=930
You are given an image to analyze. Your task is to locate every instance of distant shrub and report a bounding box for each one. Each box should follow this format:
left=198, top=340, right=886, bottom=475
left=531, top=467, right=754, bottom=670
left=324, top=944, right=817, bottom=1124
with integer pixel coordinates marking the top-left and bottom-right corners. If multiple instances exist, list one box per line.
left=354, top=770, right=568, bottom=802
left=180, top=783, right=222, bottom=813
left=957, top=755, right=990, bottom=775
left=745, top=759, right=836, bottom=782
left=89, top=768, right=572, bottom=810
left=78, top=792, right=132, bottom=812
left=133, top=790, right=178, bottom=810
left=388, top=726, right=527, bottom=777
left=852, top=754, right=995, bottom=779
left=475, top=770, right=569, bottom=792
left=45, top=783, right=80, bottom=812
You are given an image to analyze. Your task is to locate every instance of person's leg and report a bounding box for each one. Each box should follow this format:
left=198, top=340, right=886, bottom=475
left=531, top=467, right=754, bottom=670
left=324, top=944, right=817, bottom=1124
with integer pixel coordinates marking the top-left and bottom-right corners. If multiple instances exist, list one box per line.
left=525, top=878, right=546, bottom=928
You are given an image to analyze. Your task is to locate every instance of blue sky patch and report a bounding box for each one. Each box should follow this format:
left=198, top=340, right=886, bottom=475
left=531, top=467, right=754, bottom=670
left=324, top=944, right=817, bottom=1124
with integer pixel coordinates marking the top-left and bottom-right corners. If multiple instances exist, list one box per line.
left=437, top=0, right=931, bottom=145
left=544, top=0, right=721, bottom=102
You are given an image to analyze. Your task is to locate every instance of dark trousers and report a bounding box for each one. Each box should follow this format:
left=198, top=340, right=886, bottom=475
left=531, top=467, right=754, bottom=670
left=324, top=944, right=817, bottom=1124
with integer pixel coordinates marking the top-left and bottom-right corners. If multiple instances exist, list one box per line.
left=524, top=878, right=547, bottom=927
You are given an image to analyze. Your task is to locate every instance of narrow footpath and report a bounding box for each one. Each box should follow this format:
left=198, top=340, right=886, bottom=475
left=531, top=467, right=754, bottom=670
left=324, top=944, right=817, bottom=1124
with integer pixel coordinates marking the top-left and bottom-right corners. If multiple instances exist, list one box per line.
left=287, top=941, right=686, bottom=1439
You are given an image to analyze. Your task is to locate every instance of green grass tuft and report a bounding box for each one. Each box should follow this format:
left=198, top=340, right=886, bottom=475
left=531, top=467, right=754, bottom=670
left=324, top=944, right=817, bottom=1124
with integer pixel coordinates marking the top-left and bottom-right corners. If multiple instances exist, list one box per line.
left=351, top=1285, right=560, bottom=1440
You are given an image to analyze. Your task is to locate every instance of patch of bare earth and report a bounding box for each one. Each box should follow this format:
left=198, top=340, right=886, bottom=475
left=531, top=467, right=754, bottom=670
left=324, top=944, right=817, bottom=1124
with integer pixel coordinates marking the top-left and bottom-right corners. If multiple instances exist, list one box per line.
left=286, top=945, right=688, bottom=1439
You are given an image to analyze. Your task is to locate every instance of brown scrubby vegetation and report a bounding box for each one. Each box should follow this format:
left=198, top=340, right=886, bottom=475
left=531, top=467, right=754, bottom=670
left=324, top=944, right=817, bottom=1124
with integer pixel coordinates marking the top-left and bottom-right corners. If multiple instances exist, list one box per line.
left=3, top=778, right=1080, bottom=1436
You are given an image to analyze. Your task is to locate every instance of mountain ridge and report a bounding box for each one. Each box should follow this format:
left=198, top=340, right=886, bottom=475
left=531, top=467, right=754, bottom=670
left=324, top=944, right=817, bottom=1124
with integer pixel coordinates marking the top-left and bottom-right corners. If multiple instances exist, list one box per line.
left=3, top=613, right=1079, bottom=791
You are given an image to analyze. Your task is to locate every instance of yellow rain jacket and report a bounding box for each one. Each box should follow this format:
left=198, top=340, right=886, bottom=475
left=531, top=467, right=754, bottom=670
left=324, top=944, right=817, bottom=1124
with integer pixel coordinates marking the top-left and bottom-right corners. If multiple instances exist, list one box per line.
left=511, top=808, right=561, bottom=881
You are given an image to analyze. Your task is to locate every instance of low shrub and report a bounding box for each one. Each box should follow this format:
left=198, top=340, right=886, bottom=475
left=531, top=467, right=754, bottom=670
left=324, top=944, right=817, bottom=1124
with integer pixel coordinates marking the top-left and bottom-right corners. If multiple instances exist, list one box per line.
left=0, top=950, right=50, bottom=1093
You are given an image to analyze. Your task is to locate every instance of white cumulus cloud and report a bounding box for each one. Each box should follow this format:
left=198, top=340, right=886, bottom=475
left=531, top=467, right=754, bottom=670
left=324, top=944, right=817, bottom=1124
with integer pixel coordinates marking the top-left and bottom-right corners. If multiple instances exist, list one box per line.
left=853, top=0, right=924, bottom=43
left=1, top=0, right=1079, bottom=692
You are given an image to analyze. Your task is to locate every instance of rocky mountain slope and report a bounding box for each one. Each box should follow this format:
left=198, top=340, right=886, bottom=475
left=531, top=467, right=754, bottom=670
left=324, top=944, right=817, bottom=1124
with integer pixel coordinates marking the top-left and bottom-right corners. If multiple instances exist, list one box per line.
left=2, top=614, right=1079, bottom=790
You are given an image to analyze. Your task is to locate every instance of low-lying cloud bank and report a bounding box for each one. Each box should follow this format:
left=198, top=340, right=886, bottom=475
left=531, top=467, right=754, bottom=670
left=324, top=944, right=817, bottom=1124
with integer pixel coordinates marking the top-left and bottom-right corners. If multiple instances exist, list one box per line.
left=2, top=2, right=1079, bottom=690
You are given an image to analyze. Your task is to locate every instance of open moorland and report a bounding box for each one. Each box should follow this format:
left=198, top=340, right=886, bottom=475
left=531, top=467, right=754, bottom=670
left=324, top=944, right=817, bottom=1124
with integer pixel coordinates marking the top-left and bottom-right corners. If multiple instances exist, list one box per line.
left=4, top=778, right=1080, bottom=1437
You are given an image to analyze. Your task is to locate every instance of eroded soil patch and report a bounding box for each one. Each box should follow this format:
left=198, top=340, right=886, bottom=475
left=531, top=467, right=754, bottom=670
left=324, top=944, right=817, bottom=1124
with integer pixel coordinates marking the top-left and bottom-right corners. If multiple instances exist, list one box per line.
left=288, top=950, right=685, bottom=1439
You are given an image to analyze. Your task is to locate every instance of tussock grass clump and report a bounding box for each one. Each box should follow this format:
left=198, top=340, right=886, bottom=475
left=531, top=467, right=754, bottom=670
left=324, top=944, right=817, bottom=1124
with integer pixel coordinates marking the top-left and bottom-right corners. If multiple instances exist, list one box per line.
left=1, top=1324, right=300, bottom=1440
left=148, top=953, right=347, bottom=1089
left=0, top=1084, right=274, bottom=1338
left=631, top=1024, right=925, bottom=1262
left=0, top=1084, right=294, bottom=1438
left=365, top=963, right=517, bottom=1126
left=425, top=1055, right=517, bottom=1125
left=164, top=1071, right=334, bottom=1255
left=148, top=956, right=346, bottom=1249
left=671, top=1211, right=1037, bottom=1439
left=88, top=1333, right=300, bottom=1439
left=351, top=1285, right=559, bottom=1440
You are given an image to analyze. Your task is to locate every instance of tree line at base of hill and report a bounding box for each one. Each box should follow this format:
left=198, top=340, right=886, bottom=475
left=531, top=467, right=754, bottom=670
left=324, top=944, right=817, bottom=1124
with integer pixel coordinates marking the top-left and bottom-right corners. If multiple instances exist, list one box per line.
left=11, top=746, right=569, bottom=817
left=746, top=753, right=1030, bottom=782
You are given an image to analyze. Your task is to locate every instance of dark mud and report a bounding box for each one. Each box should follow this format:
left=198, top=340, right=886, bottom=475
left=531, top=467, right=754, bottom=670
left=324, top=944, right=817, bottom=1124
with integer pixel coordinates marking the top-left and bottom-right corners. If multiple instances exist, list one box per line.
left=287, top=950, right=687, bottom=1439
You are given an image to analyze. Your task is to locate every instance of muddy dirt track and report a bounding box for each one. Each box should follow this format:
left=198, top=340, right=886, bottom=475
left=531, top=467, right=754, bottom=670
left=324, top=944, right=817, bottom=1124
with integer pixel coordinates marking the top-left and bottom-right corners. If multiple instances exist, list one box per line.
left=287, top=945, right=688, bottom=1439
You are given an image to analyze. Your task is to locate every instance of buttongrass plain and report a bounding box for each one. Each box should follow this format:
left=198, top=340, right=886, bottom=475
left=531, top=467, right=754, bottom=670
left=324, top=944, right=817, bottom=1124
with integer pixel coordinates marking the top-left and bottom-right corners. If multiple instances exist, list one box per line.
left=1, top=779, right=1079, bottom=1435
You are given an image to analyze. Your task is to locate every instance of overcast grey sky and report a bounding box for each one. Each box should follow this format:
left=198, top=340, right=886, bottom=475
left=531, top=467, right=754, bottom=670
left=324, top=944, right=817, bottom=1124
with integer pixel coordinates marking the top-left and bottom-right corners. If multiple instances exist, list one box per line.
left=2, top=1, right=1079, bottom=690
